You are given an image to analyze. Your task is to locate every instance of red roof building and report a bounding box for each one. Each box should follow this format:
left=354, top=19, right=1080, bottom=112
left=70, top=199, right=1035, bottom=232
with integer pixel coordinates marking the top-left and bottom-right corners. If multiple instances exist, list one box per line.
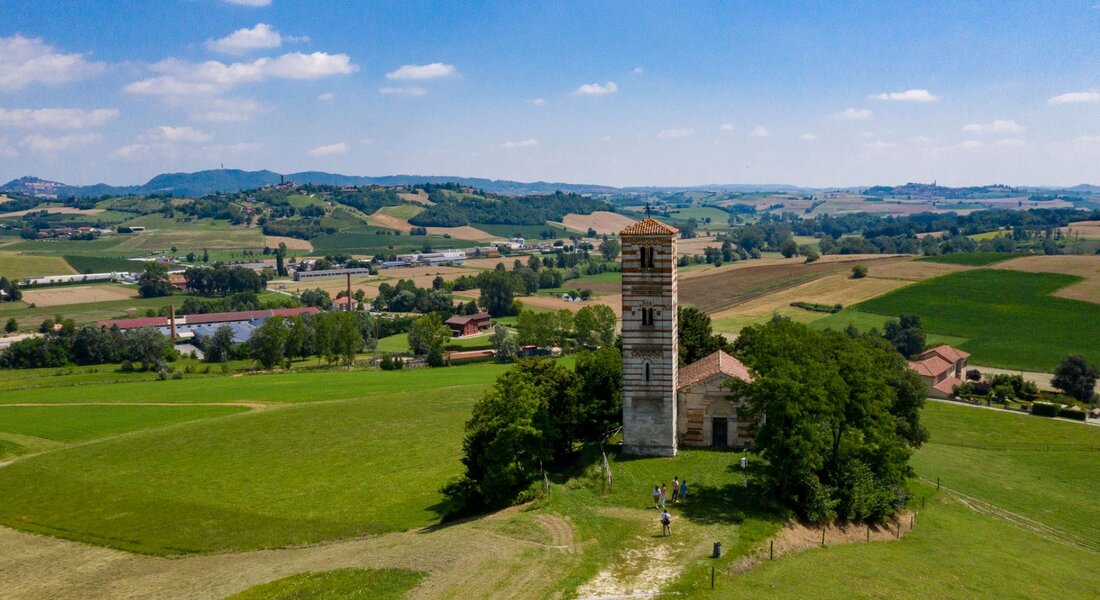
left=907, top=345, right=970, bottom=399
left=444, top=313, right=493, bottom=337
left=676, top=350, right=756, bottom=448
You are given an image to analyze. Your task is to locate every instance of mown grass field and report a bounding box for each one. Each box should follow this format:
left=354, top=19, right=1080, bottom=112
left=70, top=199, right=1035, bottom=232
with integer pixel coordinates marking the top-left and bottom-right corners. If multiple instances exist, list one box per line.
left=0, top=405, right=249, bottom=443
left=228, top=568, right=424, bottom=600
left=853, top=269, right=1100, bottom=371
left=0, top=251, right=75, bottom=280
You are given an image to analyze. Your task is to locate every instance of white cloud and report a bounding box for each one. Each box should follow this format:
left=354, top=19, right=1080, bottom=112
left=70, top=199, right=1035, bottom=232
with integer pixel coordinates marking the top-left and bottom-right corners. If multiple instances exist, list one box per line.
left=0, top=35, right=106, bottom=91
left=502, top=138, right=538, bottom=149
left=224, top=0, right=272, bottom=6
left=202, top=142, right=261, bottom=157
left=308, top=142, right=349, bottom=156
left=719, top=123, right=735, bottom=132
left=574, top=81, right=617, bottom=96
left=996, top=138, right=1026, bottom=148
left=0, top=107, right=118, bottom=129
left=205, top=23, right=283, bottom=55
left=961, top=119, right=1024, bottom=134
left=832, top=107, right=873, bottom=120
left=633, top=67, right=645, bottom=74
left=657, top=128, right=694, bottom=139
left=318, top=92, right=335, bottom=101
left=1048, top=91, right=1100, bottom=105
left=21, top=133, right=100, bottom=154
left=749, top=126, right=769, bottom=138
left=144, top=126, right=213, bottom=143
left=907, top=135, right=932, bottom=143
left=0, top=136, right=15, bottom=157
left=379, top=86, right=426, bottom=96
left=385, top=62, right=456, bottom=80
left=527, top=98, right=546, bottom=106
left=359, top=138, right=373, bottom=145
left=111, top=143, right=152, bottom=160
left=125, top=52, right=358, bottom=97
left=868, top=89, right=940, bottom=102
left=864, top=140, right=896, bottom=150
left=799, top=133, right=818, bottom=141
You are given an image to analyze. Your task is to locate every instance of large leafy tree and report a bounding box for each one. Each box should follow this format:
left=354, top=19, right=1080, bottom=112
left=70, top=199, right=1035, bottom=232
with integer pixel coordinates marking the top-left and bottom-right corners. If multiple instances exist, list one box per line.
left=677, top=306, right=732, bottom=365
left=138, top=262, right=173, bottom=298
left=407, top=312, right=451, bottom=366
left=884, top=314, right=926, bottom=358
left=732, top=319, right=926, bottom=523
left=574, top=345, right=623, bottom=440
left=250, top=316, right=289, bottom=369
left=574, top=304, right=617, bottom=349
left=477, top=270, right=519, bottom=317
left=1052, top=354, right=1098, bottom=402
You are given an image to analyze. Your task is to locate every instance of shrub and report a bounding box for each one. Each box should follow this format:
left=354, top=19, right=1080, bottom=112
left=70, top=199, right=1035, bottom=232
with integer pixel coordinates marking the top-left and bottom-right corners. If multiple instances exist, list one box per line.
left=1059, top=407, right=1087, bottom=421
left=171, top=371, right=183, bottom=380
left=1031, top=402, right=1059, bottom=417
left=851, top=264, right=868, bottom=279
left=790, top=301, right=843, bottom=314
left=966, top=368, right=982, bottom=381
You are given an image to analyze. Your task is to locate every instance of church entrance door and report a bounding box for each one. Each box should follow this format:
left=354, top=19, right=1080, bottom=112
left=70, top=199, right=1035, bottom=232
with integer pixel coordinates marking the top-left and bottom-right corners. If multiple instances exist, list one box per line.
left=711, top=418, right=727, bottom=447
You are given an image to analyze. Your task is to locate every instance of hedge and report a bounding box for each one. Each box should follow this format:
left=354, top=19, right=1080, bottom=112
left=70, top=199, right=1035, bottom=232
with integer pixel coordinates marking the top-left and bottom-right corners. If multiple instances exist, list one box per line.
left=1030, top=402, right=1059, bottom=417
left=1059, top=408, right=1087, bottom=421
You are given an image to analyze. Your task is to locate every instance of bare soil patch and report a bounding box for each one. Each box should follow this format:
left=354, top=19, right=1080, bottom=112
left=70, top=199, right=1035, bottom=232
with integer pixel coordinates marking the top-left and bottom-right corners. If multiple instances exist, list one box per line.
left=264, top=236, right=313, bottom=251
left=680, top=256, right=907, bottom=314
left=562, top=212, right=636, bottom=235
left=398, top=190, right=434, bottom=206
left=369, top=210, right=414, bottom=232
left=862, top=259, right=972, bottom=281
left=21, top=284, right=139, bottom=307
left=426, top=226, right=495, bottom=241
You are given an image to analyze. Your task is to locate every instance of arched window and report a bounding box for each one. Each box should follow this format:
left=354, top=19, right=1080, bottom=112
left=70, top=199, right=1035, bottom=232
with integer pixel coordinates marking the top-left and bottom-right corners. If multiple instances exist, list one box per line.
left=639, top=246, right=656, bottom=268
left=641, top=307, right=654, bottom=326
left=644, top=362, right=651, bottom=381
left=648, top=247, right=656, bottom=268
left=639, top=246, right=648, bottom=268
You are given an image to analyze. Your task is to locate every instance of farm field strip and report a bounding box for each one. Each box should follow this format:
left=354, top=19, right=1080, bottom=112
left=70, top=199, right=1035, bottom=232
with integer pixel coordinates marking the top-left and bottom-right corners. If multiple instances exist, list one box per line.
left=0, top=252, right=76, bottom=280
left=20, top=284, right=138, bottom=307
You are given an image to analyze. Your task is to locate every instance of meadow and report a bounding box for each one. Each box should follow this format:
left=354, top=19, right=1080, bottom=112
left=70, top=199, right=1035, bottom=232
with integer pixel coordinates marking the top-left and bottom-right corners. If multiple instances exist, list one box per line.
left=228, top=569, right=424, bottom=600
left=917, top=252, right=1017, bottom=266
left=0, top=251, right=75, bottom=280
left=852, top=269, right=1100, bottom=371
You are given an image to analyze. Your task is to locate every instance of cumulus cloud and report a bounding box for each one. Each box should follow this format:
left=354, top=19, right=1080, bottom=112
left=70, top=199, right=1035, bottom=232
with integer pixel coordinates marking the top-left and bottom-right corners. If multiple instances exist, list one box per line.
left=21, top=133, right=100, bottom=154
left=0, top=35, right=106, bottom=91
left=125, top=52, right=358, bottom=97
left=205, top=23, right=284, bottom=55
left=868, top=89, right=940, bottom=102
left=633, top=67, right=645, bottom=74
left=224, top=0, right=272, bottom=6
left=719, top=123, right=735, bottom=132
left=749, top=126, right=769, bottom=138
left=1048, top=91, right=1100, bottom=104
left=574, top=81, right=617, bottom=96
left=657, top=128, right=694, bottom=139
left=386, top=62, right=456, bottom=80
left=961, top=119, right=1024, bottom=134
left=799, top=133, right=818, bottom=141
left=832, top=107, right=872, bottom=120
left=379, top=86, right=426, bottom=96
left=317, top=92, right=334, bottom=101
left=308, top=142, right=349, bottom=156
left=502, top=138, right=538, bottom=149
left=527, top=98, right=546, bottom=106
left=144, top=126, right=212, bottom=143
left=0, top=107, right=118, bottom=129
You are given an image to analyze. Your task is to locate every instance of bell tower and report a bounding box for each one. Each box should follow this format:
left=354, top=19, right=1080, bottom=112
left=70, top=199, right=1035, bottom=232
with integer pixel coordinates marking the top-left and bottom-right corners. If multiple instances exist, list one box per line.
left=619, top=217, right=679, bottom=456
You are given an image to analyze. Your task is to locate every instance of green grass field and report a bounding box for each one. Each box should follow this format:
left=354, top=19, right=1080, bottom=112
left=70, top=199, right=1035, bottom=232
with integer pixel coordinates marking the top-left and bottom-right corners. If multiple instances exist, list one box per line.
left=810, top=309, right=970, bottom=347
left=311, top=231, right=478, bottom=255
left=63, top=254, right=147, bottom=273
left=917, top=252, right=1017, bottom=266
left=0, top=405, right=249, bottom=443
left=852, top=269, right=1100, bottom=371
left=228, top=568, right=424, bottom=600
left=377, top=204, right=424, bottom=220
left=0, top=251, right=75, bottom=279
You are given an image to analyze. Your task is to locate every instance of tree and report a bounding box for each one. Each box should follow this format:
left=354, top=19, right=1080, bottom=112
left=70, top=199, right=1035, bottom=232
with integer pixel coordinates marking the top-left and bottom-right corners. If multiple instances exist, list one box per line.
left=4, top=317, right=17, bottom=333
left=138, top=262, right=173, bottom=298
left=732, top=320, right=925, bottom=523
left=250, top=316, right=289, bottom=369
left=123, top=327, right=171, bottom=370
left=275, top=244, right=287, bottom=277
left=516, top=310, right=558, bottom=348
left=851, top=264, right=868, bottom=279
left=574, top=304, right=617, bottom=348
left=599, top=237, right=621, bottom=261
left=330, top=311, right=364, bottom=367
left=489, top=325, right=519, bottom=362
left=574, top=345, right=622, bottom=440
left=204, top=325, right=236, bottom=363
left=1052, top=354, right=1098, bottom=402
left=779, top=238, right=799, bottom=258
left=883, top=314, right=926, bottom=358
left=677, top=306, right=732, bottom=365
left=478, top=270, right=519, bottom=317
left=299, top=288, right=332, bottom=309
left=408, top=313, right=450, bottom=362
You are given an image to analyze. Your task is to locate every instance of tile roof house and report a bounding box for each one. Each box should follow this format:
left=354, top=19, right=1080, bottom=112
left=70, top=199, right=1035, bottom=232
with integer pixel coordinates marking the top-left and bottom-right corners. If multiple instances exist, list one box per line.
left=907, top=345, right=970, bottom=399
left=676, top=350, right=757, bottom=448
left=444, top=313, right=493, bottom=337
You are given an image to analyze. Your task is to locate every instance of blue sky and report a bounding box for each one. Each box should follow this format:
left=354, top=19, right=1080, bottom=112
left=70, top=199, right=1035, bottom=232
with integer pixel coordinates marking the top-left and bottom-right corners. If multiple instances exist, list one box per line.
left=2, top=0, right=1100, bottom=187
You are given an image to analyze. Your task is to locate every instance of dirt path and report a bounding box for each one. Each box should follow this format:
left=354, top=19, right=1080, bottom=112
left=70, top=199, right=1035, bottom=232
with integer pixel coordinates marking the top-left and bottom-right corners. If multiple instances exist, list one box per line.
left=0, top=508, right=583, bottom=600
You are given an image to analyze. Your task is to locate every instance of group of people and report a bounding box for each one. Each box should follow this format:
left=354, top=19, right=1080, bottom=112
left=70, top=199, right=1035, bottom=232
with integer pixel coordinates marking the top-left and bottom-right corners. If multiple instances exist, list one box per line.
left=652, top=477, right=687, bottom=536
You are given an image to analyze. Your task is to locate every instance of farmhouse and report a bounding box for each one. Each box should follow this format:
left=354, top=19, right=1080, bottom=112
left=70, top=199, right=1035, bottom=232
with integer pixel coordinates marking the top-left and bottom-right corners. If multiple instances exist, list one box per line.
left=98, top=307, right=320, bottom=343
left=907, top=344, right=970, bottom=399
left=445, top=313, right=493, bottom=337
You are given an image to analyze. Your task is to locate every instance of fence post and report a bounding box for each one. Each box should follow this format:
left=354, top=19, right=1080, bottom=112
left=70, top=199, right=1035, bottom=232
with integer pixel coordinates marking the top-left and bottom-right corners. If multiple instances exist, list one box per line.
left=936, top=477, right=940, bottom=490
left=770, top=540, right=774, bottom=560
left=711, top=566, right=715, bottom=589
left=866, top=526, right=870, bottom=542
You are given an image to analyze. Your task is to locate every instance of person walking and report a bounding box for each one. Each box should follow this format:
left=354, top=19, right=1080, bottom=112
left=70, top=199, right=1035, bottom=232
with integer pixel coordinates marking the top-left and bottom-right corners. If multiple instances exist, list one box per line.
left=679, top=479, right=688, bottom=502
left=671, top=477, right=680, bottom=503
left=660, top=509, right=672, bottom=536
left=659, top=484, right=667, bottom=508
left=652, top=485, right=661, bottom=509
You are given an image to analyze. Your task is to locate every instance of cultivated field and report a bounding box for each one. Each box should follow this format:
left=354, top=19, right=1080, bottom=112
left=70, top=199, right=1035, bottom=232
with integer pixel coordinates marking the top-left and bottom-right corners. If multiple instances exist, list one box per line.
left=369, top=206, right=495, bottom=241
left=264, top=235, right=313, bottom=251
left=0, top=206, right=104, bottom=218
left=0, top=251, right=76, bottom=280
left=561, top=211, right=636, bottom=235
left=994, top=254, right=1100, bottom=305
left=20, top=284, right=138, bottom=307
left=1060, top=220, right=1100, bottom=239
left=676, top=236, right=723, bottom=256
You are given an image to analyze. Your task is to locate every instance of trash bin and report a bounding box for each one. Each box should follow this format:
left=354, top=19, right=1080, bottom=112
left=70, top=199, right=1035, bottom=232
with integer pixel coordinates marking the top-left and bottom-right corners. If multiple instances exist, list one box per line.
left=712, top=541, right=722, bottom=558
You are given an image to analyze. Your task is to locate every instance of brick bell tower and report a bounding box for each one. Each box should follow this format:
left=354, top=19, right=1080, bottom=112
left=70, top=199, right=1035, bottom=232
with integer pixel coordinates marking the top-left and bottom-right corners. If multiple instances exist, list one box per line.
left=619, top=216, right=679, bottom=456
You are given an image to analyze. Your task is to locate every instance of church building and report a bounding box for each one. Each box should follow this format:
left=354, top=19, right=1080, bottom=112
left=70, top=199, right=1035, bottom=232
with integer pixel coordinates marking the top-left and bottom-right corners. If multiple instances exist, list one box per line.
left=620, top=217, right=755, bottom=456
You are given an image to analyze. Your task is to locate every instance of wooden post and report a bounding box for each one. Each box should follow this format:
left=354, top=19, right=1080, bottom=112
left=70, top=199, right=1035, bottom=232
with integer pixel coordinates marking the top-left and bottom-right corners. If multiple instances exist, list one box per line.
left=866, top=526, right=870, bottom=542
left=710, top=566, right=715, bottom=589
left=936, top=477, right=941, bottom=490
left=896, top=522, right=901, bottom=539
left=770, top=540, right=774, bottom=560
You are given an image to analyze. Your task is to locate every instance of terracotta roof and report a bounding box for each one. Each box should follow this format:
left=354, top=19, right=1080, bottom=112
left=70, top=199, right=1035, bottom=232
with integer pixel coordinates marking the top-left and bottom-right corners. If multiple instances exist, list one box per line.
left=907, top=355, right=954, bottom=378
left=445, top=313, right=492, bottom=326
left=98, top=307, right=319, bottom=329
left=933, top=376, right=963, bottom=395
left=97, top=316, right=169, bottom=329
left=620, top=217, right=679, bottom=236
left=677, top=350, right=753, bottom=389
left=919, top=345, right=970, bottom=363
